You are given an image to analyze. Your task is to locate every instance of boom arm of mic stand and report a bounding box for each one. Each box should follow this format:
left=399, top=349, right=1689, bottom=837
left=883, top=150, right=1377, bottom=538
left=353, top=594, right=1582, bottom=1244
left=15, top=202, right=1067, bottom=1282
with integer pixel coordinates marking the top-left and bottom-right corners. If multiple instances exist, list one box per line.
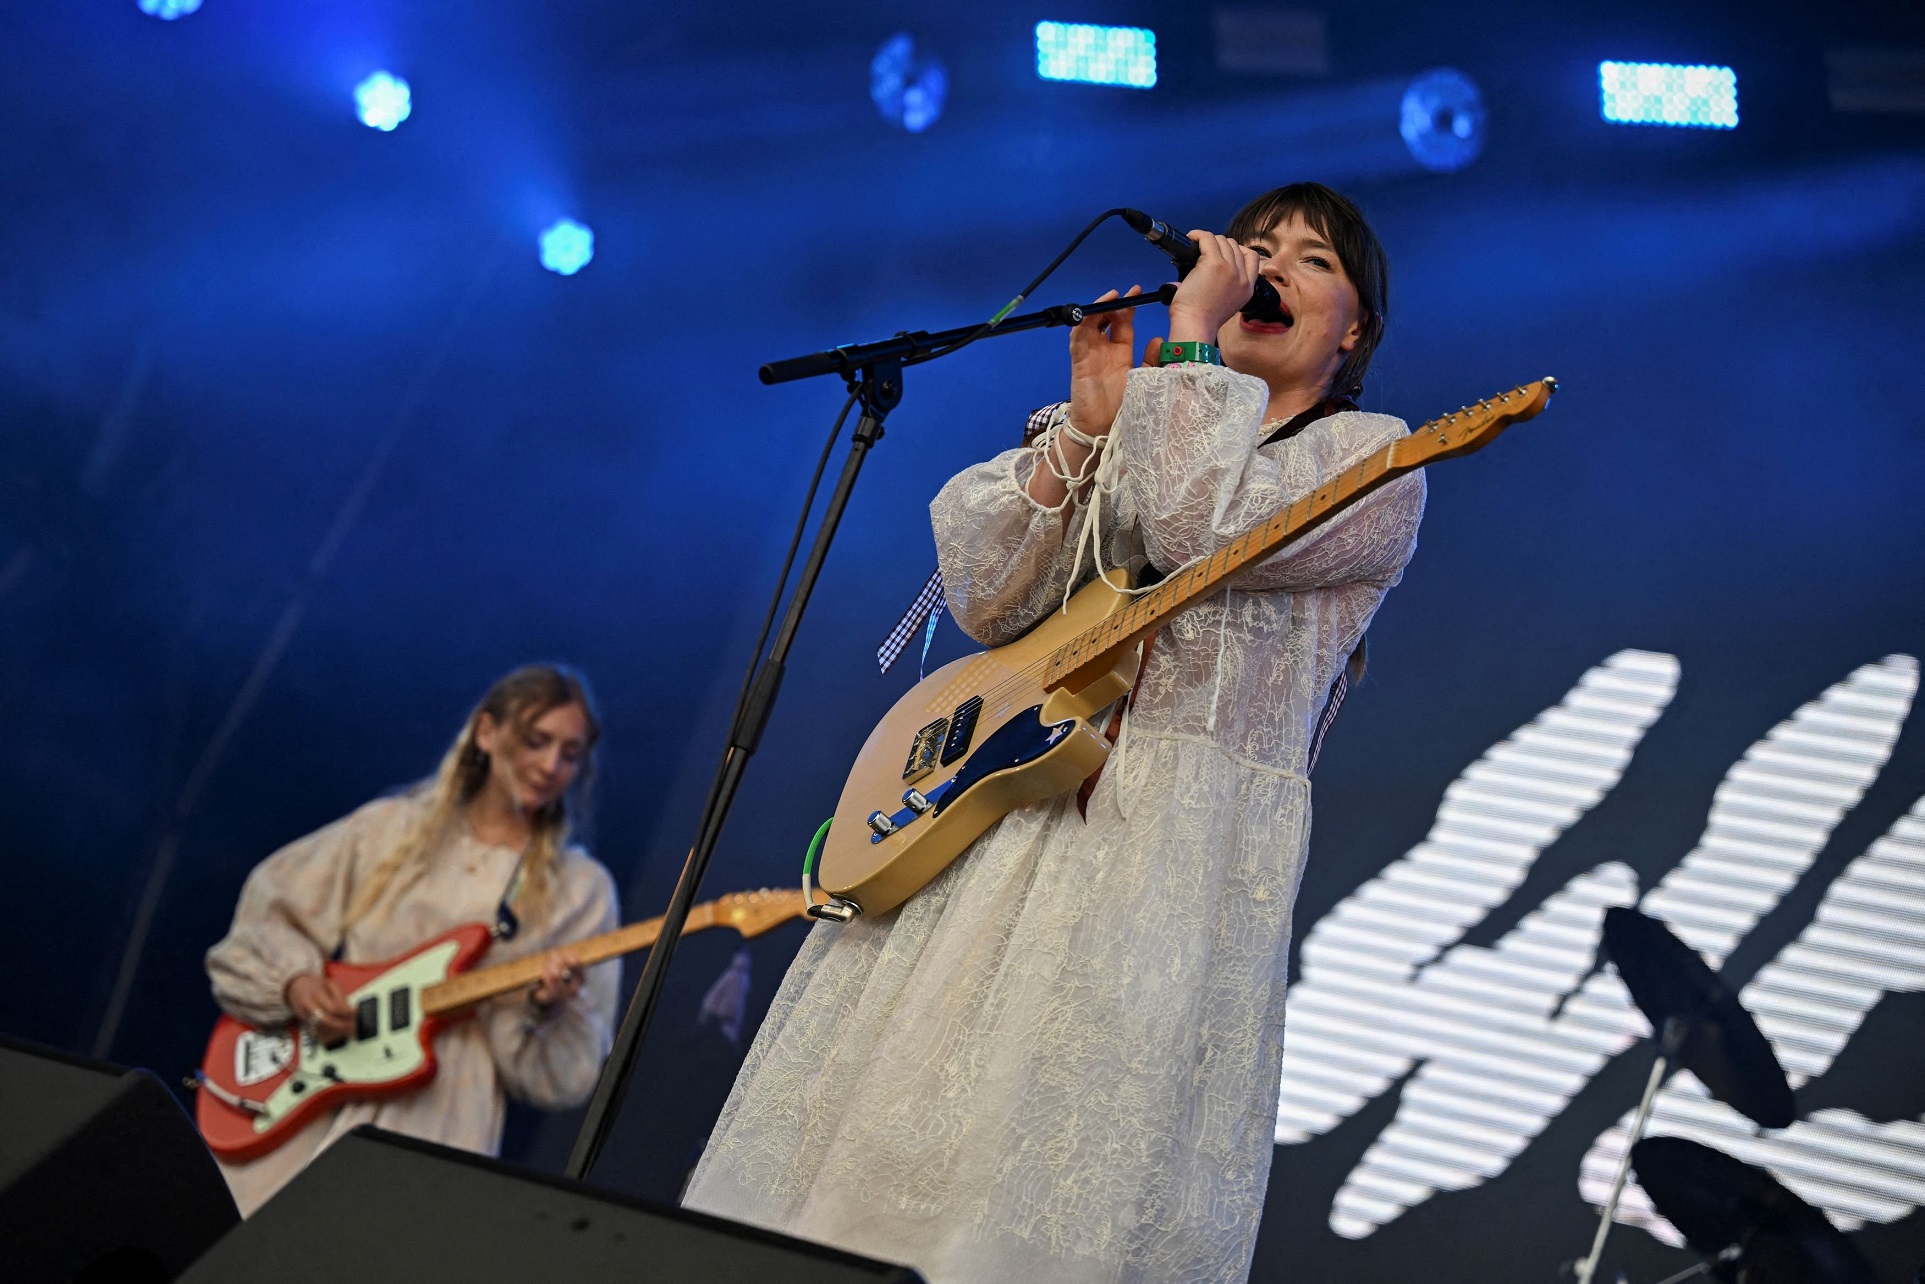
left=759, top=284, right=1177, bottom=386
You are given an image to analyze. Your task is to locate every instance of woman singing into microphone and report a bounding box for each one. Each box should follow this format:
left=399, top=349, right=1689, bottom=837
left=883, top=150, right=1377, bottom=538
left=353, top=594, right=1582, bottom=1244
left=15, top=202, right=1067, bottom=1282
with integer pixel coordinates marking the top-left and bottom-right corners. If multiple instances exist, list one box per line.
left=686, top=182, right=1426, bottom=1283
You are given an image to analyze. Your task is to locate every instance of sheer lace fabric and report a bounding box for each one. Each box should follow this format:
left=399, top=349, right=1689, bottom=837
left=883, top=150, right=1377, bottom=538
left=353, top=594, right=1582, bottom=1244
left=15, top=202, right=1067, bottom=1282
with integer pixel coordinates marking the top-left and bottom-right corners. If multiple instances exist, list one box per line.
left=684, top=364, right=1425, bottom=1282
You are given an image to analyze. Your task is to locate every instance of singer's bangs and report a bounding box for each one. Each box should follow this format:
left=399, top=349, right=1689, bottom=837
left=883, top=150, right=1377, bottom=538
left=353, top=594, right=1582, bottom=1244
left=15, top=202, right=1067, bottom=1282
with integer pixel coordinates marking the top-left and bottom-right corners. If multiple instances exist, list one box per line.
left=1226, top=182, right=1388, bottom=400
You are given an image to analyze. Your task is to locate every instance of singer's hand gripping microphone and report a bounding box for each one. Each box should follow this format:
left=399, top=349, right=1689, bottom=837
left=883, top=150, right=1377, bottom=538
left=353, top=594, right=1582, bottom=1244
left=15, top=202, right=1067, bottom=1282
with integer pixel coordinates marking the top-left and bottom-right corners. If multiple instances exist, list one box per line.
left=1121, top=209, right=1288, bottom=326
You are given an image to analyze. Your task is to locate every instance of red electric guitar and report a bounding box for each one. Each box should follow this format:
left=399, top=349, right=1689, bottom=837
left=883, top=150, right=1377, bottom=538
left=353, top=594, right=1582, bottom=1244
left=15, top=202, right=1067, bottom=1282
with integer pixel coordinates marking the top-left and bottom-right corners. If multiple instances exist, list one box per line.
left=193, top=887, right=812, bottom=1161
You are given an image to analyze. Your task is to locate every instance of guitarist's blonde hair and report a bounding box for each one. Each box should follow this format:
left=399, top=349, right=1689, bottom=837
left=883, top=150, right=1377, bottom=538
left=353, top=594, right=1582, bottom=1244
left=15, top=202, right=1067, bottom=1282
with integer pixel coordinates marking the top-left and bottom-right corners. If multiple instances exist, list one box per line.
left=345, top=664, right=600, bottom=933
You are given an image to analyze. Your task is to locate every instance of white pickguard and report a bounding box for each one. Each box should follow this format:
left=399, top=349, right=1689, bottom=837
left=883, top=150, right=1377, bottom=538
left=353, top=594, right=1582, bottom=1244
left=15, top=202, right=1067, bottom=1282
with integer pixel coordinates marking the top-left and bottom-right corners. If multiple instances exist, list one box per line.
left=233, top=1030, right=295, bottom=1086
left=254, top=939, right=463, bottom=1131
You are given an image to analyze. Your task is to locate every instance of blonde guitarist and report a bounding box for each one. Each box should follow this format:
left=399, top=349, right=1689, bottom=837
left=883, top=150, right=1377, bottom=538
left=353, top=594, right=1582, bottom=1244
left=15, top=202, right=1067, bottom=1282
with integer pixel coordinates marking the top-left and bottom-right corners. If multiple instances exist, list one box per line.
left=204, top=664, right=619, bottom=1215
left=684, top=183, right=1429, bottom=1284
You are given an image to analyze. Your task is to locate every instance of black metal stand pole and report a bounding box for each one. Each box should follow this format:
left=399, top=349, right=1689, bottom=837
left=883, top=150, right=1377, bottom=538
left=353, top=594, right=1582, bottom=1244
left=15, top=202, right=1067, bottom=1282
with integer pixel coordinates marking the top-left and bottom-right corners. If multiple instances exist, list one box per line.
left=566, top=361, right=903, bottom=1181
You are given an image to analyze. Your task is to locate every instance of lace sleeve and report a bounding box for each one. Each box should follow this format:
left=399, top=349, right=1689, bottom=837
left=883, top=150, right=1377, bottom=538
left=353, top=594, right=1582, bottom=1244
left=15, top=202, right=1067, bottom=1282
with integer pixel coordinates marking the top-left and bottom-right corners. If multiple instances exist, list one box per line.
left=930, top=444, right=1092, bottom=647
left=1115, top=366, right=1424, bottom=591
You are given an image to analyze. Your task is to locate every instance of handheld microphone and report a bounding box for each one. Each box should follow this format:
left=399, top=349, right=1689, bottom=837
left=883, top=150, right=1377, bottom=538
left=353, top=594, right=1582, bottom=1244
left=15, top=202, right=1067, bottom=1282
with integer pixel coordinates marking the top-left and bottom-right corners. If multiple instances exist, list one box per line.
left=1120, top=209, right=1288, bottom=325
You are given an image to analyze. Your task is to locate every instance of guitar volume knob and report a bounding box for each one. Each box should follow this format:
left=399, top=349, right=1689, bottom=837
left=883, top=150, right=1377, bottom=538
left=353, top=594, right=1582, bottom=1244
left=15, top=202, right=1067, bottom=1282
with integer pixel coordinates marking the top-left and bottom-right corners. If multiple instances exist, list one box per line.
left=901, top=788, right=932, bottom=814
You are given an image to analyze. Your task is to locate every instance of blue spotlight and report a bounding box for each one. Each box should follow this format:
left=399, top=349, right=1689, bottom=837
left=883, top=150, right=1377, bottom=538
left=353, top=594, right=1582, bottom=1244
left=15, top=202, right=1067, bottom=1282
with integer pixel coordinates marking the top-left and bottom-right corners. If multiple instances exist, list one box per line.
left=1035, top=22, right=1157, bottom=89
left=1599, top=62, right=1738, bottom=129
left=354, top=72, right=413, bottom=132
left=540, top=220, right=594, bottom=276
left=871, top=35, right=948, bottom=133
left=137, top=0, right=202, bottom=17
left=1400, top=69, right=1486, bottom=172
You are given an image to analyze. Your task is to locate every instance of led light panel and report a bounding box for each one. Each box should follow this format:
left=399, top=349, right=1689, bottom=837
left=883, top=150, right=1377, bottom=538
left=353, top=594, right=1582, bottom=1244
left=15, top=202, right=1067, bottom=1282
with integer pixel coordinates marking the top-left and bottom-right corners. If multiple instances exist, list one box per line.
left=1035, top=22, right=1157, bottom=89
left=1600, top=61, right=1738, bottom=129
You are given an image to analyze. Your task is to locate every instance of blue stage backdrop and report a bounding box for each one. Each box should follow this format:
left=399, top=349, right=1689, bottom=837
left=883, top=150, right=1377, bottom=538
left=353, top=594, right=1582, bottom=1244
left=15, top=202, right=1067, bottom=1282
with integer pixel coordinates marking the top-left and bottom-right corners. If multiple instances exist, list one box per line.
left=0, top=2, right=1919, bottom=1280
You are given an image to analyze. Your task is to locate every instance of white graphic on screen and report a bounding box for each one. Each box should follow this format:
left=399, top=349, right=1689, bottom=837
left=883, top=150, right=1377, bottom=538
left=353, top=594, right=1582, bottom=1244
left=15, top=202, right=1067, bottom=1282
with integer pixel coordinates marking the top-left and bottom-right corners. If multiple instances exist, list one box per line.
left=1275, top=651, right=1920, bottom=1245
left=1578, top=790, right=1925, bottom=1242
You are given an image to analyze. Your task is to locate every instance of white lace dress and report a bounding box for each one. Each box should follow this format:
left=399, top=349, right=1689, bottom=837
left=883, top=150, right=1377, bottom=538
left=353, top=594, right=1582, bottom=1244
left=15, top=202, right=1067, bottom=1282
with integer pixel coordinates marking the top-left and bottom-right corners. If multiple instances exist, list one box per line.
left=683, top=363, right=1426, bottom=1282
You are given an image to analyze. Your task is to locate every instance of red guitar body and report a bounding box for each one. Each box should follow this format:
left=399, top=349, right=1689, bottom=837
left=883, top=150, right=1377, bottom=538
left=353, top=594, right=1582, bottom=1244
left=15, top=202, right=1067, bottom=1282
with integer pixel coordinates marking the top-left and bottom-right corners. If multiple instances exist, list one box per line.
left=195, top=922, right=494, bottom=1162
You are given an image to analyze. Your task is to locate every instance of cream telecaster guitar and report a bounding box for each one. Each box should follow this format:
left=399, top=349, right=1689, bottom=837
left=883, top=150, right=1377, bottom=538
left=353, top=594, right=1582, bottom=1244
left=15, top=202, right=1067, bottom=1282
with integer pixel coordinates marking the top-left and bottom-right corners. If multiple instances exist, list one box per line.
left=817, top=379, right=1559, bottom=918
left=194, top=887, right=811, bottom=1161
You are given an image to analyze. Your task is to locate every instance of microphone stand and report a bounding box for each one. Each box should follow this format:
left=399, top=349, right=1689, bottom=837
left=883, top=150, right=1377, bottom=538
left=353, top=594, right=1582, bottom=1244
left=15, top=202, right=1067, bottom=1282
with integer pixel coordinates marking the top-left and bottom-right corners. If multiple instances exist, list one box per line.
left=565, top=283, right=1176, bottom=1181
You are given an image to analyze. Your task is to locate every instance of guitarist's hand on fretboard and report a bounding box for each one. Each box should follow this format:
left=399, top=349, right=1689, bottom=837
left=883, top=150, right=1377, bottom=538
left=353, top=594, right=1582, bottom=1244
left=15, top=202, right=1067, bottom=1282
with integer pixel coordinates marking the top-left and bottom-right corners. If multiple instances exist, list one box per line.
left=528, top=948, right=585, bottom=1013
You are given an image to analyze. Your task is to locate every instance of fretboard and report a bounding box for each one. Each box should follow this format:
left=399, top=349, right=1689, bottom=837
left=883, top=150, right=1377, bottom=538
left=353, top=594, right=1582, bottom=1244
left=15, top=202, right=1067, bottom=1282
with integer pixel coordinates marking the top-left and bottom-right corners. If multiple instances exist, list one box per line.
left=1042, top=434, right=1412, bottom=692
left=420, top=903, right=714, bottom=1018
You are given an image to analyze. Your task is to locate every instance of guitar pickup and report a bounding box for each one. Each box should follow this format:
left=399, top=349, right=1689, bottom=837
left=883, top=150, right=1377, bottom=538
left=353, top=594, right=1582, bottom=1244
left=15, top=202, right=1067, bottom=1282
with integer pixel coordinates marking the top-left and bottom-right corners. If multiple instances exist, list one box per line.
left=938, top=697, right=983, bottom=765
left=389, top=988, right=411, bottom=1032
left=354, top=996, right=379, bottom=1041
left=902, top=718, right=947, bottom=783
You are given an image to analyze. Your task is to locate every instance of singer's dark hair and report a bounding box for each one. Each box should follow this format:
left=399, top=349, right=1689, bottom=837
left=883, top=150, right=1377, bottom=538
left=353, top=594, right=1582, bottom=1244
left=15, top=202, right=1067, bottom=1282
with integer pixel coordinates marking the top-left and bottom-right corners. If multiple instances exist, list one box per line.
left=1225, top=182, right=1388, bottom=400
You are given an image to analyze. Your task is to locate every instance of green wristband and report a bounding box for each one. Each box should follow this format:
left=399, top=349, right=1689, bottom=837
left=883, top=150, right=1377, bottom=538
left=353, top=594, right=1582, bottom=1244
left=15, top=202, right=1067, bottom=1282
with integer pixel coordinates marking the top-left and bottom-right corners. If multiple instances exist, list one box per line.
left=1156, top=340, right=1222, bottom=367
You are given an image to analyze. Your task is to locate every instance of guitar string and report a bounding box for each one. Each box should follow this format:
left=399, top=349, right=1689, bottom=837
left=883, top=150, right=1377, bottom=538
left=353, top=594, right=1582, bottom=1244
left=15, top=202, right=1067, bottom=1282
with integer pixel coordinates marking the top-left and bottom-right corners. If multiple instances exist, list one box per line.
left=901, top=395, right=1514, bottom=768
left=948, top=464, right=1375, bottom=719
left=964, top=444, right=1399, bottom=709
left=430, top=893, right=798, bottom=1010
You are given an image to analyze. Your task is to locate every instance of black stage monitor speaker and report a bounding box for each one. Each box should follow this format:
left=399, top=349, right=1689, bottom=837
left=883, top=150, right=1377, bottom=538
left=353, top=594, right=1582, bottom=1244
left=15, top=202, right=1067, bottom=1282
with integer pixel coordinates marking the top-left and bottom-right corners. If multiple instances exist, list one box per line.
left=0, top=1035, right=240, bottom=1283
left=181, top=1125, right=926, bottom=1282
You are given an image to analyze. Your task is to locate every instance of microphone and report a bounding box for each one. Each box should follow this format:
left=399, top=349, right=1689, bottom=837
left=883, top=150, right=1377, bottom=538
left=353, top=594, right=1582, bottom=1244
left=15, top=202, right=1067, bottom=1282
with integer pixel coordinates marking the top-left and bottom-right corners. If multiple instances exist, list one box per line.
left=1120, top=208, right=1289, bottom=325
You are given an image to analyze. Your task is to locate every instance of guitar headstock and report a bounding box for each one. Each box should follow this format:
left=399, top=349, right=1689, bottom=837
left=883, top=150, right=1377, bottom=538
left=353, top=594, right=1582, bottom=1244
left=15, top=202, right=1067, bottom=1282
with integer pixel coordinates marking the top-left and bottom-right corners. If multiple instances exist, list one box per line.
left=714, top=888, right=811, bottom=938
left=1391, top=378, right=1558, bottom=468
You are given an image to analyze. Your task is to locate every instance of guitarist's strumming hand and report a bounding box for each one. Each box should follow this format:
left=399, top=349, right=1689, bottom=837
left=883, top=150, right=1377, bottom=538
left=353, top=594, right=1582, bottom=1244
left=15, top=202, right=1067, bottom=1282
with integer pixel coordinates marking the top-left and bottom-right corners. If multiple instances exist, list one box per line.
left=1028, top=285, right=1143, bottom=509
left=285, top=973, right=355, bottom=1043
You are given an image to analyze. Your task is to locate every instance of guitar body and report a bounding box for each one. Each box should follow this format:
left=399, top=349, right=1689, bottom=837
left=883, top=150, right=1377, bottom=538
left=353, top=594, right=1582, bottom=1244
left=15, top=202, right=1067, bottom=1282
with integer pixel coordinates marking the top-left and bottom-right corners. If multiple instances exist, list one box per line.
left=820, top=573, right=1141, bottom=916
left=195, top=922, right=494, bottom=1162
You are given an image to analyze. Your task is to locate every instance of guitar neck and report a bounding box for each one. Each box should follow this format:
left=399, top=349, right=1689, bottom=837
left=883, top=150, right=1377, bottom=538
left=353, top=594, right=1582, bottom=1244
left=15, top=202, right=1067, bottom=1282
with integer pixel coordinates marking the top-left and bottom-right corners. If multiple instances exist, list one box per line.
left=1042, top=433, right=1415, bottom=692
left=420, top=902, right=716, bottom=1018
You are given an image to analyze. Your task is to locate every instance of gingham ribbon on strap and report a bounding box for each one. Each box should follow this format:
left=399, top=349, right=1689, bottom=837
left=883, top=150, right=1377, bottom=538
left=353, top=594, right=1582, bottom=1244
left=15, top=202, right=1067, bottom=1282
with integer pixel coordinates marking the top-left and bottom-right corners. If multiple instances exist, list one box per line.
left=876, top=566, right=947, bottom=676
left=1305, top=664, right=1350, bottom=777
left=876, top=404, right=1067, bottom=676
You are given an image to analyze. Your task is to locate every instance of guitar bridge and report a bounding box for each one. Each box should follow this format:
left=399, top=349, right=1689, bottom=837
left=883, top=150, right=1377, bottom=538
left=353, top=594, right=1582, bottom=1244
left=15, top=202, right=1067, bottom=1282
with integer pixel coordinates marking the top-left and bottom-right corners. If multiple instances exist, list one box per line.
left=902, top=717, right=947, bottom=783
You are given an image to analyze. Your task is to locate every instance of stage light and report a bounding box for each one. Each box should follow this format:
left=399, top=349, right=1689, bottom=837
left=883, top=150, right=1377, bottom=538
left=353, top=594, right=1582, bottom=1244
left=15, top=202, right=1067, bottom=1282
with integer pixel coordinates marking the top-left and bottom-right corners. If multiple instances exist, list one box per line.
left=539, top=220, right=594, bottom=276
left=1035, top=22, right=1157, bottom=90
left=137, top=0, right=203, bottom=18
left=1399, top=68, right=1485, bottom=172
left=1599, top=61, right=1738, bottom=129
left=870, top=34, right=948, bottom=133
left=354, top=72, right=413, bottom=132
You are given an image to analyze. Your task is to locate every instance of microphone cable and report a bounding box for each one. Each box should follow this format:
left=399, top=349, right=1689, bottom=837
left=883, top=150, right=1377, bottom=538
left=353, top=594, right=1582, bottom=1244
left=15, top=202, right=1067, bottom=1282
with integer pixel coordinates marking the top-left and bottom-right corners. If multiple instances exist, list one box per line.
left=904, top=207, right=1137, bottom=368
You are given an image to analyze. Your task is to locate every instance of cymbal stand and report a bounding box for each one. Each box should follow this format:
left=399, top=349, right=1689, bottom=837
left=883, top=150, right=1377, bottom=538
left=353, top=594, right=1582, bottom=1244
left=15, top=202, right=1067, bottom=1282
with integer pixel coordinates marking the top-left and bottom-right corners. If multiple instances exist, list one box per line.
left=1576, top=1016, right=1686, bottom=1284
left=1645, top=1245, right=1741, bottom=1284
